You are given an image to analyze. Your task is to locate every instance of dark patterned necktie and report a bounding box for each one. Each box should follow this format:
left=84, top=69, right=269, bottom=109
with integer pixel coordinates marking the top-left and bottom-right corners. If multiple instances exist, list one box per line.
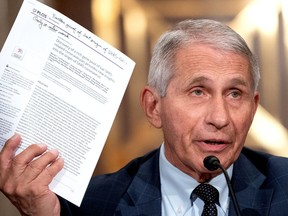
left=192, top=183, right=219, bottom=216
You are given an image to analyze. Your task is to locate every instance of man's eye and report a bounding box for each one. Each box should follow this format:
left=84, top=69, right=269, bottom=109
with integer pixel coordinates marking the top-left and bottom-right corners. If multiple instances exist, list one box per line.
left=230, top=91, right=241, bottom=98
left=192, top=89, right=203, bottom=96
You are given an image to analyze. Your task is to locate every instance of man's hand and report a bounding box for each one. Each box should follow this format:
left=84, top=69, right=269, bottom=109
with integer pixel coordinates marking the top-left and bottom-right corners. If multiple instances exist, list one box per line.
left=0, top=134, right=64, bottom=216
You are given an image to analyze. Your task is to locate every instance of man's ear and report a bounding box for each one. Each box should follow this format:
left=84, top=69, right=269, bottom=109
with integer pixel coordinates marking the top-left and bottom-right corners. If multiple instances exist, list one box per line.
left=252, top=91, right=260, bottom=118
left=140, top=86, right=162, bottom=128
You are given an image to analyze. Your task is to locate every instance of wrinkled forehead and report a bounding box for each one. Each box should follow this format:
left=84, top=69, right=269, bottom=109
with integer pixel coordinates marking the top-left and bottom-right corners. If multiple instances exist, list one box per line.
left=171, top=44, right=254, bottom=88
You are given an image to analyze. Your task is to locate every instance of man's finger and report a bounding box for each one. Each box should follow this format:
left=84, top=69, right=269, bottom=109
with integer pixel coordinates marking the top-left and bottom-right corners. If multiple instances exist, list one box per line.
left=22, top=149, right=61, bottom=181
left=12, top=143, right=48, bottom=168
left=0, top=134, right=22, bottom=169
left=39, top=156, right=64, bottom=185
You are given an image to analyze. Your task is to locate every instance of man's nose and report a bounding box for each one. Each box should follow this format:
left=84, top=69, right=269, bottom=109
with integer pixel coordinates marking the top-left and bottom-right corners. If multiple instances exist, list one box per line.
left=205, top=96, right=230, bottom=129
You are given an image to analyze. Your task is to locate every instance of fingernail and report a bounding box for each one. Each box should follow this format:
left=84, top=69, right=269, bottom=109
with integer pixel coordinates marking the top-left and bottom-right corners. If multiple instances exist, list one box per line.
left=50, top=149, right=59, bottom=156
left=57, top=157, right=64, bottom=163
left=10, top=133, right=20, bottom=140
left=38, top=143, right=47, bottom=149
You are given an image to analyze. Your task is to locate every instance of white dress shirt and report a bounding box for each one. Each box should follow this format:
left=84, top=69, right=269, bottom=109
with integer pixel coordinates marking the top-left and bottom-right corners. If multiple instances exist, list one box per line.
left=159, top=144, right=233, bottom=216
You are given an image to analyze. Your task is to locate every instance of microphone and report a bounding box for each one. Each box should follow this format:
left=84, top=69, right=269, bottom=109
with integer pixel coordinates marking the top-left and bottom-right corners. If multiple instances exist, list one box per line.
left=204, top=156, right=241, bottom=216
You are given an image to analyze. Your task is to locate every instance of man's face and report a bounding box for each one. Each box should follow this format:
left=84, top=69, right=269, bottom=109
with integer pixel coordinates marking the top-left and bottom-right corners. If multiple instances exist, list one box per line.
left=158, top=44, right=259, bottom=181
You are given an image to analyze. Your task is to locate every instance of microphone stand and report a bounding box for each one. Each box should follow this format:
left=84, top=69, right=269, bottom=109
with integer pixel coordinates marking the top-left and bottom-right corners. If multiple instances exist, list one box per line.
left=204, top=156, right=241, bottom=216
left=218, top=165, right=241, bottom=216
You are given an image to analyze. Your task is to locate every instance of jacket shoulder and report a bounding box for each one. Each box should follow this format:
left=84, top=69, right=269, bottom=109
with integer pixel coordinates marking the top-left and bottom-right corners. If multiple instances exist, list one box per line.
left=240, top=147, right=288, bottom=185
left=242, top=147, right=288, bottom=173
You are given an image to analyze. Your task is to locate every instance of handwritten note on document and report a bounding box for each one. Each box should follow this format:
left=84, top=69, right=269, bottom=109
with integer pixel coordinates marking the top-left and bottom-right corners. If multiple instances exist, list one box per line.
left=0, top=0, right=135, bottom=206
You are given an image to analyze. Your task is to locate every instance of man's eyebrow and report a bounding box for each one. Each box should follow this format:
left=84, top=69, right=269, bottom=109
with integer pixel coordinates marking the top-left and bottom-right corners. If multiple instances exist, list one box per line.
left=179, top=76, right=209, bottom=90
left=229, top=77, right=249, bottom=87
left=187, top=76, right=210, bottom=85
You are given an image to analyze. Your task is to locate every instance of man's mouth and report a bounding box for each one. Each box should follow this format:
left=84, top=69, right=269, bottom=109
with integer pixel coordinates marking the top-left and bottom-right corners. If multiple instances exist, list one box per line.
left=204, top=140, right=227, bottom=145
left=196, top=139, right=231, bottom=152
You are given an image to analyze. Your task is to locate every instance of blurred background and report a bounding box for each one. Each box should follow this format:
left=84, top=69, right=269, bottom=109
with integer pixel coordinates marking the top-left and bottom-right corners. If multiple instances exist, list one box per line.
left=1, top=0, right=288, bottom=215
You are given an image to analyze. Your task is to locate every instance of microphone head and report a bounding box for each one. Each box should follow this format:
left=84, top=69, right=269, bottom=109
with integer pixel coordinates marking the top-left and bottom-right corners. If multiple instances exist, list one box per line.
left=204, top=155, right=220, bottom=171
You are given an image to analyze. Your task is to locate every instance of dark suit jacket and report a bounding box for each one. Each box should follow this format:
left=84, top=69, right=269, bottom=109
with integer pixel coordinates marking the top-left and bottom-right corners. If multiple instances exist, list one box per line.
left=59, top=147, right=288, bottom=215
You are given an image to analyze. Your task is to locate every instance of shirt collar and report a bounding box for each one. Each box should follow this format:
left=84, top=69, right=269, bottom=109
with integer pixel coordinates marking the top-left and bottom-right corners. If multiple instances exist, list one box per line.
left=159, top=143, right=233, bottom=211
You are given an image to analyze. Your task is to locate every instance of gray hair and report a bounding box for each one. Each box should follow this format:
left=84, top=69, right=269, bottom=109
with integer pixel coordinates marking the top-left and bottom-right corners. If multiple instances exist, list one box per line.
left=148, top=19, right=260, bottom=96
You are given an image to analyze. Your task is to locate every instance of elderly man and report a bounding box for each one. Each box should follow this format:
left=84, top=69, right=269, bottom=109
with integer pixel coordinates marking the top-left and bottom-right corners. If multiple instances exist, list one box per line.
left=1, top=19, right=288, bottom=216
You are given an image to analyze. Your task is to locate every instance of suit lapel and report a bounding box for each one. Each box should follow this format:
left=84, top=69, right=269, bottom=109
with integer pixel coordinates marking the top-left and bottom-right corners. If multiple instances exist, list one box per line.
left=229, top=150, right=273, bottom=216
left=115, top=149, right=162, bottom=216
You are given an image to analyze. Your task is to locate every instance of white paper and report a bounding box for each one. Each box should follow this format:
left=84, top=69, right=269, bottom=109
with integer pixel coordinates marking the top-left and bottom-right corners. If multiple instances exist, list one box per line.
left=0, top=0, right=135, bottom=206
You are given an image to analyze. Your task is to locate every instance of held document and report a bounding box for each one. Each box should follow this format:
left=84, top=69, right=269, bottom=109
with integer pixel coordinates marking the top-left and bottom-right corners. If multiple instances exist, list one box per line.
left=0, top=0, right=135, bottom=206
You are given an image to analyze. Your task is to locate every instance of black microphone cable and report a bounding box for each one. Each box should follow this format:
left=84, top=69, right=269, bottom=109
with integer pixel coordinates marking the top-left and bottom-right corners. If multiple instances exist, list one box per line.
left=204, top=155, right=241, bottom=216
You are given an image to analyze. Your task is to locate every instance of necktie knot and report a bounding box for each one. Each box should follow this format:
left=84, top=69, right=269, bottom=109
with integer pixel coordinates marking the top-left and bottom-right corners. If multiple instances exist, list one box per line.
left=192, top=183, right=219, bottom=216
left=193, top=183, right=219, bottom=204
